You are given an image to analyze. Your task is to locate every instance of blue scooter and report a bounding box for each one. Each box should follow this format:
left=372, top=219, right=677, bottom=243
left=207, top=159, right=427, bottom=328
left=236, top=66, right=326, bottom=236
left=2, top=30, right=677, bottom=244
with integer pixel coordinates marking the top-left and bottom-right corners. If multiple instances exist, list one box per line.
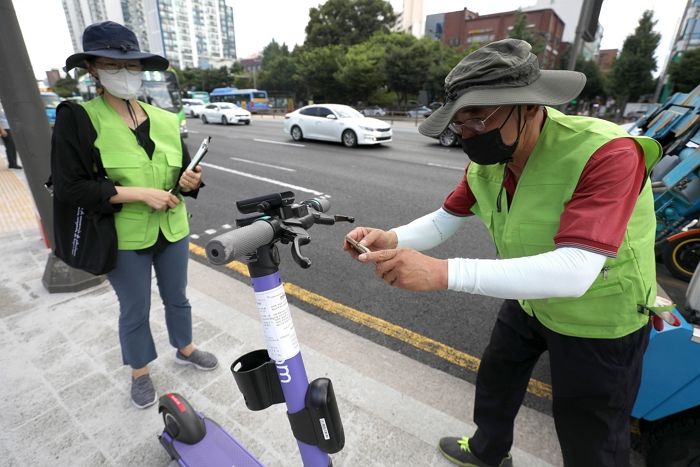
left=158, top=192, right=353, bottom=466
left=629, top=84, right=700, bottom=281
left=632, top=265, right=700, bottom=466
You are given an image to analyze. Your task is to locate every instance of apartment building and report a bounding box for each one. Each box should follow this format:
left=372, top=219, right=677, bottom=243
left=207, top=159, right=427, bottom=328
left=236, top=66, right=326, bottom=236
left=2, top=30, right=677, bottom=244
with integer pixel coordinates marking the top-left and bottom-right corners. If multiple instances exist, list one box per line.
left=62, top=0, right=236, bottom=69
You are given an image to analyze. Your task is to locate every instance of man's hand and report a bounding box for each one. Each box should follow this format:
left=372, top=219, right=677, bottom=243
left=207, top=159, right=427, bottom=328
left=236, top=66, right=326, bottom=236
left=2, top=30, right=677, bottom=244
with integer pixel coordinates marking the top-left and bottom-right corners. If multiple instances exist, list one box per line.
left=358, top=248, right=448, bottom=291
left=178, top=166, right=202, bottom=192
left=0, top=128, right=7, bottom=138
left=651, top=296, right=681, bottom=331
left=343, top=227, right=397, bottom=259
left=141, top=188, right=180, bottom=210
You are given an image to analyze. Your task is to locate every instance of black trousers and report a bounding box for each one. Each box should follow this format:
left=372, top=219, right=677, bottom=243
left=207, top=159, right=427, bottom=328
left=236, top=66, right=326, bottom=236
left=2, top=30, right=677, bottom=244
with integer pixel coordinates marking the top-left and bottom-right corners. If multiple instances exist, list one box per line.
left=469, top=300, right=650, bottom=467
left=1, top=130, right=18, bottom=167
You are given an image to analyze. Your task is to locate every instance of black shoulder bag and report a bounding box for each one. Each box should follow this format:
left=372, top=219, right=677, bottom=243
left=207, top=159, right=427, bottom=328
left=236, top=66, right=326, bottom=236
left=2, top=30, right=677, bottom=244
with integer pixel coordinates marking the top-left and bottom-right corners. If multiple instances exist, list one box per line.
left=47, top=102, right=117, bottom=275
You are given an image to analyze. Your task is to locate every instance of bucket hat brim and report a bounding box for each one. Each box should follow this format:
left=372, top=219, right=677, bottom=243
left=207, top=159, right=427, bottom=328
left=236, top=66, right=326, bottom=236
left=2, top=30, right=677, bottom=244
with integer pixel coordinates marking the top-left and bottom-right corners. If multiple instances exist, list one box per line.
left=418, top=69, right=586, bottom=138
left=64, top=49, right=169, bottom=72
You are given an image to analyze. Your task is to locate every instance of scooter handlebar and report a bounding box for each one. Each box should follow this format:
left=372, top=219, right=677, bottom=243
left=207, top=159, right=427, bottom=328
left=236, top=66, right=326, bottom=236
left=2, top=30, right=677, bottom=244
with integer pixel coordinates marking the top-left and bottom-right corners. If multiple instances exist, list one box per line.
left=301, top=197, right=330, bottom=213
left=206, top=220, right=276, bottom=265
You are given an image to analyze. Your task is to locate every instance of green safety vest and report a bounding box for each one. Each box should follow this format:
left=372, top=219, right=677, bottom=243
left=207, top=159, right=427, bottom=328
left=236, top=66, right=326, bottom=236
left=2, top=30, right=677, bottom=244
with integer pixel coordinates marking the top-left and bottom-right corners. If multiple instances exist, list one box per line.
left=82, top=97, right=189, bottom=250
left=466, top=107, right=662, bottom=338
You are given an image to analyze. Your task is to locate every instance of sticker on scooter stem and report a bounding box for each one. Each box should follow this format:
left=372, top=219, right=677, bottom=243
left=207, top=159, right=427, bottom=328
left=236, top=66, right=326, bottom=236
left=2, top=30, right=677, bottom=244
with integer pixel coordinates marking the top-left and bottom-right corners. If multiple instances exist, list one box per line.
left=255, top=283, right=300, bottom=362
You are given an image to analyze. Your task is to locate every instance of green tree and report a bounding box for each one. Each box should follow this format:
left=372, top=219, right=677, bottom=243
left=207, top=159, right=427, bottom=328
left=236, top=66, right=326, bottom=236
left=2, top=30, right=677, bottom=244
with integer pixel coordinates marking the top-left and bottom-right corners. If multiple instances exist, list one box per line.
left=576, top=58, right=606, bottom=101
left=508, top=10, right=544, bottom=57
left=668, top=48, right=700, bottom=93
left=294, top=45, right=346, bottom=102
left=53, top=77, right=78, bottom=97
left=608, top=10, right=660, bottom=104
left=334, top=39, right=386, bottom=105
left=258, top=40, right=297, bottom=93
left=379, top=33, right=432, bottom=106
left=305, top=0, right=395, bottom=48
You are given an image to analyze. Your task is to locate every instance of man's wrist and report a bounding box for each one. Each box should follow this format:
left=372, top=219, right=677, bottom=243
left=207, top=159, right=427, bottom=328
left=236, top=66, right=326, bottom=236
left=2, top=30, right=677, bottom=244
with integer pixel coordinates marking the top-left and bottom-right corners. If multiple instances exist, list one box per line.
left=438, top=259, right=449, bottom=289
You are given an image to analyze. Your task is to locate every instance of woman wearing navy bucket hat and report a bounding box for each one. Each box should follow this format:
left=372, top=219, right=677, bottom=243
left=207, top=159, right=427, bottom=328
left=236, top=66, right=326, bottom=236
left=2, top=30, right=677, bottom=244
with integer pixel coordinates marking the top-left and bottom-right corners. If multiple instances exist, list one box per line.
left=345, top=39, right=679, bottom=466
left=51, top=21, right=218, bottom=409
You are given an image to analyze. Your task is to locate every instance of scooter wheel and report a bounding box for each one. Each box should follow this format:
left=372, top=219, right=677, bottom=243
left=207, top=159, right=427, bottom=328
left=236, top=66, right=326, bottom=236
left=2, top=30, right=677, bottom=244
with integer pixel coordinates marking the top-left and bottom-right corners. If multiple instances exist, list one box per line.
left=158, top=393, right=207, bottom=444
left=642, top=407, right=700, bottom=467
left=662, top=233, right=700, bottom=282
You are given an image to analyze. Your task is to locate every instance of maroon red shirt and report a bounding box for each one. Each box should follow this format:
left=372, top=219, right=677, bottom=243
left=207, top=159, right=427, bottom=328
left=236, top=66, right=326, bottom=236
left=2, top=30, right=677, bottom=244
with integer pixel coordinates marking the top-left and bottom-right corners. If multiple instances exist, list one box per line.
left=443, top=138, right=646, bottom=257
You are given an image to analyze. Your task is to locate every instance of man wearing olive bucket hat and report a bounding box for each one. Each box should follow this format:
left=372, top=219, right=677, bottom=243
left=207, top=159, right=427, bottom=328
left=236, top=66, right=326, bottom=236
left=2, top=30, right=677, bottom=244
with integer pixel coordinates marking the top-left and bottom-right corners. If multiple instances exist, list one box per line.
left=345, top=39, right=677, bottom=466
left=52, top=21, right=218, bottom=409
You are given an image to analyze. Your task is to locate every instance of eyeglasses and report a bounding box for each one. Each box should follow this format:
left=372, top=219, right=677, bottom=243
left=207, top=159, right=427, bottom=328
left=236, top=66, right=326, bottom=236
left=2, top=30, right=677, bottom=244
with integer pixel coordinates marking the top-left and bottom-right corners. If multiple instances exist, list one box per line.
left=449, top=106, right=502, bottom=135
left=94, top=61, right=143, bottom=74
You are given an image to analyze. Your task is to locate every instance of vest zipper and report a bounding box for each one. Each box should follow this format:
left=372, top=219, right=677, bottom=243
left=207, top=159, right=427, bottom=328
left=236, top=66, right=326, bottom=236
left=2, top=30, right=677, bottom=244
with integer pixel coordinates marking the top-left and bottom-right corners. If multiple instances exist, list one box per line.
left=601, top=266, right=610, bottom=280
left=496, top=163, right=509, bottom=213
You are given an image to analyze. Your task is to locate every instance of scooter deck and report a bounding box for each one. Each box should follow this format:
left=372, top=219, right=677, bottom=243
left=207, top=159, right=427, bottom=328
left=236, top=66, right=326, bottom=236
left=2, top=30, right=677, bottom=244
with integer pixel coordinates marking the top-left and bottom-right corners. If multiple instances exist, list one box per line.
left=160, top=416, right=263, bottom=467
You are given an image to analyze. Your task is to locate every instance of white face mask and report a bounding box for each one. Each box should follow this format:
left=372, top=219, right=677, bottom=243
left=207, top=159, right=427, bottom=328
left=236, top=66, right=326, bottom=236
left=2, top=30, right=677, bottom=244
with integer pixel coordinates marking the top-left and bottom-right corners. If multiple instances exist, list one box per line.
left=96, top=69, right=143, bottom=100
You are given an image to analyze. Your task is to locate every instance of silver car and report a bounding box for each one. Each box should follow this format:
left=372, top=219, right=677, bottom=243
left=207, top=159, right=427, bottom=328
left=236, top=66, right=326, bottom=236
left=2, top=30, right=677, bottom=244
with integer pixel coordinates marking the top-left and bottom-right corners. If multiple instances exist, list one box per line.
left=362, top=105, right=386, bottom=117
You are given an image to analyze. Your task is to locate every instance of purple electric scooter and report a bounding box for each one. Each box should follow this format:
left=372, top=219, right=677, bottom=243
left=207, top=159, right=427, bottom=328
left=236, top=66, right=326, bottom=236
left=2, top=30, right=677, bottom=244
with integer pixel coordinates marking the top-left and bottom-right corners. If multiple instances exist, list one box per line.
left=158, top=191, right=352, bottom=466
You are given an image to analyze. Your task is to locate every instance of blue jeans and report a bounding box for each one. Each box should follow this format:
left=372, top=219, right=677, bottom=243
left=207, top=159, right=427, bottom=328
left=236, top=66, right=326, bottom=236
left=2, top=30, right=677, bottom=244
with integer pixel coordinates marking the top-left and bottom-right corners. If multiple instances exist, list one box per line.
left=107, top=237, right=193, bottom=369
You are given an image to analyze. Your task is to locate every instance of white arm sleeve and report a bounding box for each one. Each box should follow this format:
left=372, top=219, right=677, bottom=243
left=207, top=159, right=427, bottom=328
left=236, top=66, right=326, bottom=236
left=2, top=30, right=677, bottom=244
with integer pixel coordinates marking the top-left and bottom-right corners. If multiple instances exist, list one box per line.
left=391, top=208, right=467, bottom=251
left=448, top=247, right=607, bottom=299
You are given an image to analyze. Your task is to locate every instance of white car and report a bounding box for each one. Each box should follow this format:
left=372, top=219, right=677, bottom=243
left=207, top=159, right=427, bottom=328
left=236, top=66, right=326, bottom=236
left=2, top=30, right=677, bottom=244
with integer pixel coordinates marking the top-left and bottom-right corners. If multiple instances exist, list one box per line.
left=183, top=98, right=206, bottom=117
left=200, top=103, right=251, bottom=125
left=283, top=104, right=392, bottom=147
left=362, top=105, right=386, bottom=117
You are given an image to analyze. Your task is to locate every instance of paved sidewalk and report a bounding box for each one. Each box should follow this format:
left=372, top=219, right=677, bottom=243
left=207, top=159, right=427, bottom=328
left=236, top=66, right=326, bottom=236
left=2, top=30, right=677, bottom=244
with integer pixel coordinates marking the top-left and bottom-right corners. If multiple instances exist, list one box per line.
left=0, top=158, right=565, bottom=466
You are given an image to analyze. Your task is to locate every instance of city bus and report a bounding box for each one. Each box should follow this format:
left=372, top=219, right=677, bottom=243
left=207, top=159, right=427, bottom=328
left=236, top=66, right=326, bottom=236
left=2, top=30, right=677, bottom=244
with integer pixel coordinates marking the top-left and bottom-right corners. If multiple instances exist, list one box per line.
left=187, top=90, right=210, bottom=103
left=77, top=69, right=188, bottom=138
left=210, top=87, right=269, bottom=113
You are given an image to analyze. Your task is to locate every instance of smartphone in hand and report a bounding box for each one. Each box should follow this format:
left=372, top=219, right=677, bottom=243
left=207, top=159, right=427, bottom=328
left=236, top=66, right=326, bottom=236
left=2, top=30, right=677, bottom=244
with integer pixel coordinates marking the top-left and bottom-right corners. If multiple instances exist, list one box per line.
left=170, top=136, right=211, bottom=195
left=346, top=235, right=370, bottom=254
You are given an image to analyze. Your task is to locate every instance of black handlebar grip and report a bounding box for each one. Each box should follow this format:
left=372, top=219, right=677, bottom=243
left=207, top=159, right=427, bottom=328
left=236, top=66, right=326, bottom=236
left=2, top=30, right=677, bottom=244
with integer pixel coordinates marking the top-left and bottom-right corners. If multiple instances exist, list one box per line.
left=206, top=220, right=276, bottom=265
left=302, top=197, right=330, bottom=213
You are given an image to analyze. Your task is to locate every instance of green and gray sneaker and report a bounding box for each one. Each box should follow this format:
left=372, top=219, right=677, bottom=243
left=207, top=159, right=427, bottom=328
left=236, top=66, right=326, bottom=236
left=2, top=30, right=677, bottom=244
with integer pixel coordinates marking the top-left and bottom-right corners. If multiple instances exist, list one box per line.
left=438, top=436, right=513, bottom=467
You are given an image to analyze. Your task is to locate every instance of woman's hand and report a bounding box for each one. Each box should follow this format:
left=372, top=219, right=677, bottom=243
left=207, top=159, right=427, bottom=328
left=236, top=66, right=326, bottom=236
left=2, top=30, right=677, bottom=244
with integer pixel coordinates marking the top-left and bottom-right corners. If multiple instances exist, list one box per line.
left=343, top=227, right=398, bottom=259
left=140, top=188, right=180, bottom=210
left=179, top=166, right=202, bottom=192
left=111, top=186, right=178, bottom=210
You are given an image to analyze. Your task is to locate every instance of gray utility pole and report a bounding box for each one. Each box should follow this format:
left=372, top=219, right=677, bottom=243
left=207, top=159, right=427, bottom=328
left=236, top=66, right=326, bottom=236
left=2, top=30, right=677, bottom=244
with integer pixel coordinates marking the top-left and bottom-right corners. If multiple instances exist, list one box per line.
left=568, top=0, right=598, bottom=71
left=0, top=0, right=103, bottom=292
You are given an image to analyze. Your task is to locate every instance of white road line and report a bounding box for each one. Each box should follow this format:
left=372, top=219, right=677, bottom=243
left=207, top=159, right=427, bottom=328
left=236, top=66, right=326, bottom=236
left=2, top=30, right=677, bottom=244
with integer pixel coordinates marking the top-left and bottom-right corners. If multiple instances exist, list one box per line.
left=231, top=157, right=296, bottom=172
left=427, top=162, right=465, bottom=171
left=200, top=162, right=326, bottom=196
left=188, top=130, right=201, bottom=134
left=222, top=224, right=233, bottom=229
left=204, top=229, right=217, bottom=235
left=253, top=138, right=305, bottom=147
left=190, top=234, right=200, bottom=239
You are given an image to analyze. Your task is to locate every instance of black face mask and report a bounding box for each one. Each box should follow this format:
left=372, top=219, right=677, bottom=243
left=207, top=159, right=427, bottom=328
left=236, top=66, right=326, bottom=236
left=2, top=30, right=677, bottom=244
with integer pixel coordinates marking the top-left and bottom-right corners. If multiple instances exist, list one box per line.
left=461, top=106, right=522, bottom=165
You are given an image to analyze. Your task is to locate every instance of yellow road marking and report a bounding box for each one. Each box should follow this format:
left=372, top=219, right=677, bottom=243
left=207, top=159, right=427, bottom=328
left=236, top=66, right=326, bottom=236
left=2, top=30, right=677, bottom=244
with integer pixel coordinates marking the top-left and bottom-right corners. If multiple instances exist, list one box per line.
left=189, top=243, right=553, bottom=400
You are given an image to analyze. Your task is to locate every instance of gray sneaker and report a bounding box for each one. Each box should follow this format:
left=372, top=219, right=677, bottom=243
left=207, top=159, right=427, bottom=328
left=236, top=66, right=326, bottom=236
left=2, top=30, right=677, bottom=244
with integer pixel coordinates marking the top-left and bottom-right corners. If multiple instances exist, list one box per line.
left=175, top=349, right=218, bottom=371
left=131, top=374, right=157, bottom=409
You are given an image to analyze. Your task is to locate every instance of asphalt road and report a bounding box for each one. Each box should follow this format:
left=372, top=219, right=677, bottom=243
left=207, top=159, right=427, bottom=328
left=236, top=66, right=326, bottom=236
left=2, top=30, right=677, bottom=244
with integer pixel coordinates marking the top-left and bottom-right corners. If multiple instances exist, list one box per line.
left=180, top=115, right=689, bottom=416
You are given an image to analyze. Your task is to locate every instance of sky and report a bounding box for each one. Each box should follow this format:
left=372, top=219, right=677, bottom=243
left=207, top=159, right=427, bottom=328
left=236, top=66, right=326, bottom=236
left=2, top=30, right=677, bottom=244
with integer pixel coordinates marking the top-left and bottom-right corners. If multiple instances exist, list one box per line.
left=11, top=0, right=687, bottom=81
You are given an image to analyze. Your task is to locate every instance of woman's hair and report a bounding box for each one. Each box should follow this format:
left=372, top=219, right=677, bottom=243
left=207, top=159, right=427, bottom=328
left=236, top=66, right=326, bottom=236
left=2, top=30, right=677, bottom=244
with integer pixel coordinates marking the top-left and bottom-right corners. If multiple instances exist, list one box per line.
left=83, top=58, right=104, bottom=96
